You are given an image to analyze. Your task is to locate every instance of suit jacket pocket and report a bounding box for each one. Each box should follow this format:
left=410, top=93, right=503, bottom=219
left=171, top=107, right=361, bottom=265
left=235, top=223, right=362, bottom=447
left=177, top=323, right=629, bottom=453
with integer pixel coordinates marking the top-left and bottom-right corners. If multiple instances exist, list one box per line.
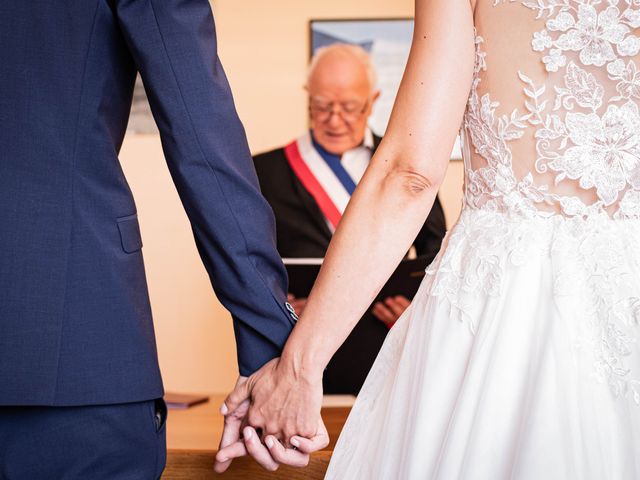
left=117, top=214, right=143, bottom=253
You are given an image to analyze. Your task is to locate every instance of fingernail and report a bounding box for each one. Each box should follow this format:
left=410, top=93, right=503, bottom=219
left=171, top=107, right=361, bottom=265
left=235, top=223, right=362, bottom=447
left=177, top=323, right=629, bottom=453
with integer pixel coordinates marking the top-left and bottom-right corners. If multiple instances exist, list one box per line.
left=220, top=403, right=228, bottom=415
left=243, top=427, right=253, bottom=439
left=265, top=437, right=274, bottom=448
left=291, top=437, right=300, bottom=448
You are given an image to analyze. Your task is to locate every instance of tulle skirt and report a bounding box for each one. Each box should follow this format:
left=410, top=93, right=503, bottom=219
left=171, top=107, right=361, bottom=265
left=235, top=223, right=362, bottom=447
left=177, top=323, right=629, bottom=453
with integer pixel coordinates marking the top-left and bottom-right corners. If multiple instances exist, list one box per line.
left=325, top=207, right=640, bottom=479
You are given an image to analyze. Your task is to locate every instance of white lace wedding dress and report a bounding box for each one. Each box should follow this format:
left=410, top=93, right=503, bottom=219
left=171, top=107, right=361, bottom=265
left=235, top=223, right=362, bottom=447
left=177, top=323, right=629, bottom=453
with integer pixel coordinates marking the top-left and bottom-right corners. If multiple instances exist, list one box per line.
left=325, top=1, right=640, bottom=478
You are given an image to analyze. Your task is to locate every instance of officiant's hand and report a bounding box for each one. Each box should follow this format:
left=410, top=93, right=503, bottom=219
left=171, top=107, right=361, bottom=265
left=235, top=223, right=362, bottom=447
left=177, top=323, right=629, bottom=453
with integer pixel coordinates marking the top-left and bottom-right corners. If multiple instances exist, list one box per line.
left=287, top=293, right=308, bottom=316
left=372, top=295, right=410, bottom=328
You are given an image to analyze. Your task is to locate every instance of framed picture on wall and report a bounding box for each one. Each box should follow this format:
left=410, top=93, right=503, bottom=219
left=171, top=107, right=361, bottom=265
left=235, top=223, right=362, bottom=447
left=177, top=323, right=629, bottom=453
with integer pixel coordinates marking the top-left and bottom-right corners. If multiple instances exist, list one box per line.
left=310, top=18, right=462, bottom=160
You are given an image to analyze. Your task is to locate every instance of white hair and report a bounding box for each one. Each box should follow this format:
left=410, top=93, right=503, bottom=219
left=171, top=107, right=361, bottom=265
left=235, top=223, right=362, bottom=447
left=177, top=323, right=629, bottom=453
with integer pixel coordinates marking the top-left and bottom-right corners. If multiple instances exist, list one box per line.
left=307, top=44, right=378, bottom=92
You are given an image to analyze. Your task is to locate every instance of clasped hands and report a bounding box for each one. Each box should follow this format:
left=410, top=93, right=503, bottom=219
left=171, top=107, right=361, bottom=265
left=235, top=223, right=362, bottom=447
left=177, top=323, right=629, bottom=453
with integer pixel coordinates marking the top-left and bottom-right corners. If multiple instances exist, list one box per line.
left=213, top=357, right=329, bottom=473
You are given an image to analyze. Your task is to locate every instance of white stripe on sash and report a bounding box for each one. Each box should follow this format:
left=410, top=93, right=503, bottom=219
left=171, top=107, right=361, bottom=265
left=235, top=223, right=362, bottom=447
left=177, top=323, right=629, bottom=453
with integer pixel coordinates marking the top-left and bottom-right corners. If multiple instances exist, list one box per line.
left=296, top=133, right=352, bottom=215
left=342, top=128, right=374, bottom=184
left=342, top=147, right=371, bottom=184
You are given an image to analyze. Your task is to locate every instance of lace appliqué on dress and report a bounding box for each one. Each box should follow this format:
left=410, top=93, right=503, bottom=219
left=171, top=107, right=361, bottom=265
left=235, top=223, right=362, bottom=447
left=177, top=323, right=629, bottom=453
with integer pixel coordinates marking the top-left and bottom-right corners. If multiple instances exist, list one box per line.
left=480, top=0, right=640, bottom=217
left=444, top=1, right=640, bottom=405
left=427, top=210, right=640, bottom=405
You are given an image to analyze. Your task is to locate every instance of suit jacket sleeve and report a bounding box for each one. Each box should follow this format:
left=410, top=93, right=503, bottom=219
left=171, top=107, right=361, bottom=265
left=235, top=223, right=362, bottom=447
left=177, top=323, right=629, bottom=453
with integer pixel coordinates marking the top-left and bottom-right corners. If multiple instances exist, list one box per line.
left=114, top=0, right=294, bottom=376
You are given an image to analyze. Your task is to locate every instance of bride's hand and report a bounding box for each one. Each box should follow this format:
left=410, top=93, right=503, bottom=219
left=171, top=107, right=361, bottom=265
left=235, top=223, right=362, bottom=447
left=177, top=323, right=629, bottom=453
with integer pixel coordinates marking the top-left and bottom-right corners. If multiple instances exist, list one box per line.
left=217, top=358, right=328, bottom=469
left=231, top=357, right=324, bottom=447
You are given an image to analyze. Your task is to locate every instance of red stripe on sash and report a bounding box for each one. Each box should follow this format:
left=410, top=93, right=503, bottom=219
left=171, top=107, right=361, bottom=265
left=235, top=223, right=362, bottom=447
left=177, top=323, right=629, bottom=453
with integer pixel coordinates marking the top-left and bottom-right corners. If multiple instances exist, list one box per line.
left=284, top=141, right=342, bottom=229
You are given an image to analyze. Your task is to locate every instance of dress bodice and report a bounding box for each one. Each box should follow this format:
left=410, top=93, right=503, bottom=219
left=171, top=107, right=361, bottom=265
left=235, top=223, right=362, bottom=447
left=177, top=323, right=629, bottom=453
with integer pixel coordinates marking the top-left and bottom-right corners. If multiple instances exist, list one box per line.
left=463, top=0, right=640, bottom=219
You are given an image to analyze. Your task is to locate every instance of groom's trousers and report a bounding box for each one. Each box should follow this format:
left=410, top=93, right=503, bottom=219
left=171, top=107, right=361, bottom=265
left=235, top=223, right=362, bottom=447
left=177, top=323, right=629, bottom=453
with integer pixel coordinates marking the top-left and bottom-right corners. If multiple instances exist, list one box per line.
left=0, top=399, right=167, bottom=480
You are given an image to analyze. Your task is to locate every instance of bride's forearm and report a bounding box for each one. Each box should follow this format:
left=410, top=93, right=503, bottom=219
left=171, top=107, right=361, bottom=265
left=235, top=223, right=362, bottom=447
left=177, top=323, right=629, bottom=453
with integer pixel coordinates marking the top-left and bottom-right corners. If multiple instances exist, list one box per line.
left=279, top=0, right=475, bottom=381
left=280, top=158, right=443, bottom=380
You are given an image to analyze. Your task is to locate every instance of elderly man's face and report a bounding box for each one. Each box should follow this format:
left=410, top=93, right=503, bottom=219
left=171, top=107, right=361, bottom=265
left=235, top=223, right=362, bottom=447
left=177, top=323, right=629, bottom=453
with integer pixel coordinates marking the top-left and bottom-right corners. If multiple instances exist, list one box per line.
left=308, top=54, right=379, bottom=156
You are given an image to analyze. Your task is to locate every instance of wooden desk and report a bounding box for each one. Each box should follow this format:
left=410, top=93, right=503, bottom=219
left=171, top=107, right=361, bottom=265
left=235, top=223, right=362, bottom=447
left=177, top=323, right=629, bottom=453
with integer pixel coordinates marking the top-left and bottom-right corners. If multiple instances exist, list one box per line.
left=164, top=394, right=353, bottom=479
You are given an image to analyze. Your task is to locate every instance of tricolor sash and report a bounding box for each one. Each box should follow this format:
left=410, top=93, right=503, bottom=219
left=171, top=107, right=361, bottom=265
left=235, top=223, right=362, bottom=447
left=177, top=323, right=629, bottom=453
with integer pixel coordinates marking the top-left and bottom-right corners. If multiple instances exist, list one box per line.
left=284, top=133, right=354, bottom=230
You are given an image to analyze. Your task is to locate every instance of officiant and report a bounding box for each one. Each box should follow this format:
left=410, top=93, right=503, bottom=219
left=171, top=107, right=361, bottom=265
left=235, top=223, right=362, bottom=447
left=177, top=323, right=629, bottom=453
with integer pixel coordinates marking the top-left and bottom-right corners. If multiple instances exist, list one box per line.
left=253, top=44, right=446, bottom=394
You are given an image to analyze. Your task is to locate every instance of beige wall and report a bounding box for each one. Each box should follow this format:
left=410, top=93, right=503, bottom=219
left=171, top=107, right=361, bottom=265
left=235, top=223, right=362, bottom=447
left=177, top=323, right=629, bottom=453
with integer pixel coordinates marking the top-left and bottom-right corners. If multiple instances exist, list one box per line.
left=119, top=0, right=464, bottom=395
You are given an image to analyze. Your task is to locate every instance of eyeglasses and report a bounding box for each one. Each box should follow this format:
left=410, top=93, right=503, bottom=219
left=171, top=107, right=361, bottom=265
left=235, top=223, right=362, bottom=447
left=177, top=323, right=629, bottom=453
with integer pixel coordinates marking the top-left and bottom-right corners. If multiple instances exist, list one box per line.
left=309, top=97, right=370, bottom=124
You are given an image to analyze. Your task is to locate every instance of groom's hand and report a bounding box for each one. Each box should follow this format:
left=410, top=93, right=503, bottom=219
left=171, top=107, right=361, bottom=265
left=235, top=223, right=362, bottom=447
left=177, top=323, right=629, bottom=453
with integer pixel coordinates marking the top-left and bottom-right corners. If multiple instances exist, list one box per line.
left=215, top=418, right=328, bottom=472
left=226, top=357, right=324, bottom=447
left=213, top=371, right=327, bottom=473
left=216, top=358, right=328, bottom=470
left=213, top=376, right=250, bottom=474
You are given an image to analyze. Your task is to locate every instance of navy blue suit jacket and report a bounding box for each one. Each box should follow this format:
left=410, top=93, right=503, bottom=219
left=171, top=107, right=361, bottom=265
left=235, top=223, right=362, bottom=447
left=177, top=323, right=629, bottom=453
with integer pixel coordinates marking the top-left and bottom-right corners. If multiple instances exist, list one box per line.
left=0, top=0, right=296, bottom=406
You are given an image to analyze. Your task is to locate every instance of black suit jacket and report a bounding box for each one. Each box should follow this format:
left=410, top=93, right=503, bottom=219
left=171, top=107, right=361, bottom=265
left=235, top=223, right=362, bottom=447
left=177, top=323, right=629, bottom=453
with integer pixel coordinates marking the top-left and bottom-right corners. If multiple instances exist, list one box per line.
left=253, top=135, right=447, bottom=394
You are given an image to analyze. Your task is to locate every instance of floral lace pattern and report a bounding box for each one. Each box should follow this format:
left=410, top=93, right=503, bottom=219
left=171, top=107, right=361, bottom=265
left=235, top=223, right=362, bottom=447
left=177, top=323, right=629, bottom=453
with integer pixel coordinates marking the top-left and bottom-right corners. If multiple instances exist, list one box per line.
left=450, top=0, right=640, bottom=404
left=427, top=209, right=640, bottom=405
left=471, top=0, right=640, bottom=218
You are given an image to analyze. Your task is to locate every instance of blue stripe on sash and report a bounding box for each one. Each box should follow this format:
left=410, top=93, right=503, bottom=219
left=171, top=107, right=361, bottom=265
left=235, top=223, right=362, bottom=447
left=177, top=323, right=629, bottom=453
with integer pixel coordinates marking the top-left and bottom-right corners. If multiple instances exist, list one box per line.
left=311, top=132, right=357, bottom=195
